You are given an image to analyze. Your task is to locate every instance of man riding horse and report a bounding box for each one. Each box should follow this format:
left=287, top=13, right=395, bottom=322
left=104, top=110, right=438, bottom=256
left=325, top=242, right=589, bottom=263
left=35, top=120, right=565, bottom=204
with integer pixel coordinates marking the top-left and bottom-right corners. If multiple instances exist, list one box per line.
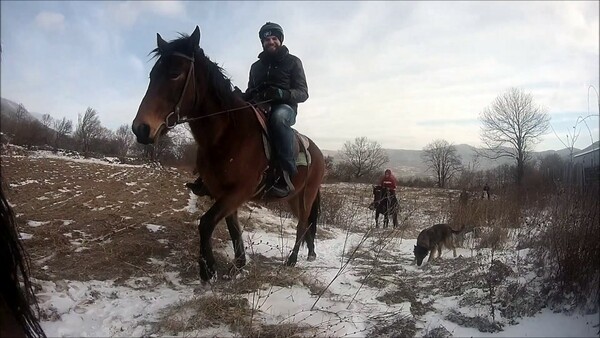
left=370, top=169, right=400, bottom=227
left=378, top=169, right=398, bottom=195
left=187, top=22, right=308, bottom=199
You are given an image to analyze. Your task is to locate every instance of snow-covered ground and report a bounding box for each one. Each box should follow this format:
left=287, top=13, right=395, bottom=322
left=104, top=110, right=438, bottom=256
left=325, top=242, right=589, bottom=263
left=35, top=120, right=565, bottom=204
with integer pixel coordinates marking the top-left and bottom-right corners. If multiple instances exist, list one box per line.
left=2, top=147, right=598, bottom=337
left=35, top=205, right=600, bottom=337
left=34, top=214, right=599, bottom=337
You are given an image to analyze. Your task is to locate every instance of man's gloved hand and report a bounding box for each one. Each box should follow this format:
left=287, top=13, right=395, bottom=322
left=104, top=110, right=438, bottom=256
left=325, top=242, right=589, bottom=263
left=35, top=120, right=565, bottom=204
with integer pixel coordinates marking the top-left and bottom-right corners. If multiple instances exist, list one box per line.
left=262, top=86, right=291, bottom=102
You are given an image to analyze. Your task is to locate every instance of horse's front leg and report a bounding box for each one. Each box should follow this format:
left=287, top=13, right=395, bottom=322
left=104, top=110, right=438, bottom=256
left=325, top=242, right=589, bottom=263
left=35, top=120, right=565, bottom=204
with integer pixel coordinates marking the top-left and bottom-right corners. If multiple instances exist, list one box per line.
left=198, top=196, right=245, bottom=282
left=375, top=211, right=380, bottom=228
left=225, top=211, right=246, bottom=276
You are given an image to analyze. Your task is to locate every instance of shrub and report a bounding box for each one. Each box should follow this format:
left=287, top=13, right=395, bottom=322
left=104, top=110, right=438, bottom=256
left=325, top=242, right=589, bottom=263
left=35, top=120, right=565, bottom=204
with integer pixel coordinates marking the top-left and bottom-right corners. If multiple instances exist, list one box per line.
left=533, top=186, right=600, bottom=312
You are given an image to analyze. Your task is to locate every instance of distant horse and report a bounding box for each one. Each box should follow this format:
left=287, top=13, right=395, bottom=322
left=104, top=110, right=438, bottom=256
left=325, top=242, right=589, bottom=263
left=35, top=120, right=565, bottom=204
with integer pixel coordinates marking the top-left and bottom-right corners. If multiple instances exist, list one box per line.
left=132, top=27, right=325, bottom=282
left=0, top=183, right=46, bottom=337
left=370, top=185, right=399, bottom=228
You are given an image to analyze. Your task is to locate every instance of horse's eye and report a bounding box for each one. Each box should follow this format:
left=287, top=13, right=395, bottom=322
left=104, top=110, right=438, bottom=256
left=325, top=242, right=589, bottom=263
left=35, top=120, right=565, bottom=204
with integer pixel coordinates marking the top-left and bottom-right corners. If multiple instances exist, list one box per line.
left=169, top=72, right=182, bottom=80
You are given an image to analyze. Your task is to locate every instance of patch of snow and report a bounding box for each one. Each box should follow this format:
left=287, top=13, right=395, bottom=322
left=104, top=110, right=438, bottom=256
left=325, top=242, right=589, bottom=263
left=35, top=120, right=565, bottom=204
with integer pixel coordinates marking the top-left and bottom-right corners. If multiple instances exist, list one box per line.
left=30, top=151, right=143, bottom=168
left=20, top=232, right=33, bottom=240
left=9, top=179, right=38, bottom=187
left=28, top=220, right=50, bottom=227
left=36, top=277, right=194, bottom=337
left=145, top=224, right=165, bottom=233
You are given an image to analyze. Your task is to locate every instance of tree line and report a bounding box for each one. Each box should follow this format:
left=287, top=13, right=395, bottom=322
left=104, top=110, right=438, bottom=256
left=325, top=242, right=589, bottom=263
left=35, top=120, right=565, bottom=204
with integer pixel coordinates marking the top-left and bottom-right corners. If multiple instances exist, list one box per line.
left=1, top=87, right=585, bottom=193
left=1, top=105, right=197, bottom=168
left=325, top=87, right=583, bottom=194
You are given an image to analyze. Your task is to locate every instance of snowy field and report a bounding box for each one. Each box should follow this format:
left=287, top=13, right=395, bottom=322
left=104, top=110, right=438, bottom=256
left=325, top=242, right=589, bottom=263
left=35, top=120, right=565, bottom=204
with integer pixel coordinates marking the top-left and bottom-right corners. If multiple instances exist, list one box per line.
left=2, top=146, right=598, bottom=337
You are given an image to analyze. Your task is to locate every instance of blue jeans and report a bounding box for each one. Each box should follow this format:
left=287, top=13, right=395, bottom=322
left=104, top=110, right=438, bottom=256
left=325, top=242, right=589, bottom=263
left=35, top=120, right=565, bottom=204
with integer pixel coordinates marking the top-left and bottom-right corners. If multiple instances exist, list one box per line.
left=269, top=104, right=297, bottom=176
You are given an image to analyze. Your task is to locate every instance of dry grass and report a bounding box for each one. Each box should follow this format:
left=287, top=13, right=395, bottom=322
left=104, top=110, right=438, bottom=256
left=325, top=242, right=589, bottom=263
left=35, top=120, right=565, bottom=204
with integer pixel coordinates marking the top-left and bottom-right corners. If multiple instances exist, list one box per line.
left=158, top=294, right=252, bottom=335
left=1, top=154, right=213, bottom=283
left=533, top=187, right=600, bottom=312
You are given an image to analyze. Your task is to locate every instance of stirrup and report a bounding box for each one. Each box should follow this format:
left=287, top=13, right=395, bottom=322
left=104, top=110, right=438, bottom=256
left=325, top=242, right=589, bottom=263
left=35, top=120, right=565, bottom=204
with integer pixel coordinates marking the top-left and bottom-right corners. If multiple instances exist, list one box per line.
left=186, top=180, right=211, bottom=197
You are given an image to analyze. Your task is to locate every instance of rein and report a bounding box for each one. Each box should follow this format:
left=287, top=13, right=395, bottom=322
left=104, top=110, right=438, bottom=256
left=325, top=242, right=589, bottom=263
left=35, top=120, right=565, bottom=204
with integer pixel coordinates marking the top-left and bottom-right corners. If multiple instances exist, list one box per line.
left=164, top=52, right=272, bottom=128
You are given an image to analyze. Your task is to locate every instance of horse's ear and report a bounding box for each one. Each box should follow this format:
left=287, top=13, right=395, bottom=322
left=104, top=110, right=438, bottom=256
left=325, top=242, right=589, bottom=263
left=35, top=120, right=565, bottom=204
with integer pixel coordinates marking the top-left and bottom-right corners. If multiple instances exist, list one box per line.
left=157, top=33, right=169, bottom=52
left=190, top=26, right=201, bottom=48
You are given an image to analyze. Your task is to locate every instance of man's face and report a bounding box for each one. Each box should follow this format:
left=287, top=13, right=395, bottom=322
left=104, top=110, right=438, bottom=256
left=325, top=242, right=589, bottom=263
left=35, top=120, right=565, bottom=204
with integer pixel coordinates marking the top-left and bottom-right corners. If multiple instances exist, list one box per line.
left=262, top=35, right=281, bottom=53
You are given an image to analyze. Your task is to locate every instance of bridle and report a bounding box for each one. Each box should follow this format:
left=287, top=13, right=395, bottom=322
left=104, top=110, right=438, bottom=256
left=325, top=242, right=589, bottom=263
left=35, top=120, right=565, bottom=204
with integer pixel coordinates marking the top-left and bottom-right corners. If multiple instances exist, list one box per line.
left=162, top=52, right=272, bottom=129
left=164, top=52, right=196, bottom=129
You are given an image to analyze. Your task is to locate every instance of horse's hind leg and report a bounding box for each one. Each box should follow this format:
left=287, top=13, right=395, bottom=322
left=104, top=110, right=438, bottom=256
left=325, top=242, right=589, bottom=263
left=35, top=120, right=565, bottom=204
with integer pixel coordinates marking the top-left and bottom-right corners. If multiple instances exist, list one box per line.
left=225, top=211, right=247, bottom=275
left=304, top=190, right=320, bottom=261
left=375, top=211, right=380, bottom=228
left=286, top=187, right=319, bottom=266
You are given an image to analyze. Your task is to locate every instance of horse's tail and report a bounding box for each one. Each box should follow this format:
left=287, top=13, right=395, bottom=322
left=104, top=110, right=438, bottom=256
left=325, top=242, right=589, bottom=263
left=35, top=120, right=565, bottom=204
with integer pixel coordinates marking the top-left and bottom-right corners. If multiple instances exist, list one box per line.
left=305, top=189, right=320, bottom=244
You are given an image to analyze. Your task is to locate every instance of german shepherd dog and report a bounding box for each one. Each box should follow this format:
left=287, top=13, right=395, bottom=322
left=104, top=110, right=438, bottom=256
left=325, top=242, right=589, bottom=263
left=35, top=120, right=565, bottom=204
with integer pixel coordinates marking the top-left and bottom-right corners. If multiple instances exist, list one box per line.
left=413, top=223, right=461, bottom=266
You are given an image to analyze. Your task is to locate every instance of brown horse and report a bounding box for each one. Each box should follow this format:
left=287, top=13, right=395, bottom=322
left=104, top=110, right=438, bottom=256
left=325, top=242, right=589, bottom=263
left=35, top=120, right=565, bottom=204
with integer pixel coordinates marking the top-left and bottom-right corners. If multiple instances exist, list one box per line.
left=0, top=182, right=46, bottom=337
left=132, top=26, right=325, bottom=282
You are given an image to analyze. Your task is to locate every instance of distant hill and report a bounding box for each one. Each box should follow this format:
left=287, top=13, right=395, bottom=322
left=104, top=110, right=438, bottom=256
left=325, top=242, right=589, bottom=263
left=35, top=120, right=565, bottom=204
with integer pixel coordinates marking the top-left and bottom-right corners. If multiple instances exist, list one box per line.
left=1, top=97, right=44, bottom=122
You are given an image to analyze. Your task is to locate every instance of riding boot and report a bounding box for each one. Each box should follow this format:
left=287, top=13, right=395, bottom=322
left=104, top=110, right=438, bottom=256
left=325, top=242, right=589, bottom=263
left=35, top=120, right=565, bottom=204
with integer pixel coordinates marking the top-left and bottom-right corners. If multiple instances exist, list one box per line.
left=185, top=176, right=212, bottom=197
left=265, top=170, right=295, bottom=199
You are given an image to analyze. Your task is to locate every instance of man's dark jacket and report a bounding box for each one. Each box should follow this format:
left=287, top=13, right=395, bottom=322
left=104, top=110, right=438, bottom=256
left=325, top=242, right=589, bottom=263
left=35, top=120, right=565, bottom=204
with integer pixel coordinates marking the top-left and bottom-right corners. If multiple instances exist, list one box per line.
left=245, top=46, right=308, bottom=113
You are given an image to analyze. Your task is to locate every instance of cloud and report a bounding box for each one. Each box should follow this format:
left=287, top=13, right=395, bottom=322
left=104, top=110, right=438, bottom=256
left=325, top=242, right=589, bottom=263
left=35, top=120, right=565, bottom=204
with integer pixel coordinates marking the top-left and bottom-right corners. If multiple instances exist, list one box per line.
left=1, top=1, right=597, bottom=153
left=106, top=1, right=187, bottom=28
left=34, top=11, right=66, bottom=32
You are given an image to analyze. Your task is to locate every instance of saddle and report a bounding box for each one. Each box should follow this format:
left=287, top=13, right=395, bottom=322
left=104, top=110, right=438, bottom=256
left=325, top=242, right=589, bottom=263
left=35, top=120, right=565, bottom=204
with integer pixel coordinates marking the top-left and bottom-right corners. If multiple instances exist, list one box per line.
left=249, top=103, right=312, bottom=198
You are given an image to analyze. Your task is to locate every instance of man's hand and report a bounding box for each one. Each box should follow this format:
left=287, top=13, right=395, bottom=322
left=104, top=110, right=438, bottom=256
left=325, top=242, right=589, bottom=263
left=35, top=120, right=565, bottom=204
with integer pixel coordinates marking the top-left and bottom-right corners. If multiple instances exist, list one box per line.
left=262, top=86, right=291, bottom=102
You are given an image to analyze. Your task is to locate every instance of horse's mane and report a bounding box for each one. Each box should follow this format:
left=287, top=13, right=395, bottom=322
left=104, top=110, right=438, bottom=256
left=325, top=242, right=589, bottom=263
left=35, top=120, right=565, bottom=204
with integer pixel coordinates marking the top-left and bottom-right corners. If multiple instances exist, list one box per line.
left=150, top=33, right=240, bottom=108
left=0, top=182, right=46, bottom=338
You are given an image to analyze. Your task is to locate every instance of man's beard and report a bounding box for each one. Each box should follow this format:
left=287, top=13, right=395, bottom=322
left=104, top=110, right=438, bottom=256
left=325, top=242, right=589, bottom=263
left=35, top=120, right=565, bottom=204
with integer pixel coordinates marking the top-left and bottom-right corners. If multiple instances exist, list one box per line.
left=264, top=44, right=280, bottom=54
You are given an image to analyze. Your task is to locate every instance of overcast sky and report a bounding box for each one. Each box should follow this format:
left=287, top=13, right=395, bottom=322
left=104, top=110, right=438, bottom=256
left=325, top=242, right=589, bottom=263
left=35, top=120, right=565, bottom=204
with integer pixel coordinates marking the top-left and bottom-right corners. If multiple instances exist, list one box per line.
left=1, top=1, right=598, bottom=151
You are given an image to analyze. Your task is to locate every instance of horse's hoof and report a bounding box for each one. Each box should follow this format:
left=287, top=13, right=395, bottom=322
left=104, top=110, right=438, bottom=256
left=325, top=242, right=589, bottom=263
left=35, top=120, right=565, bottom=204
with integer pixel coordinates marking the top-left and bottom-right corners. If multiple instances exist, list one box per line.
left=198, top=259, right=216, bottom=282
left=225, top=263, right=247, bottom=280
left=285, top=255, right=297, bottom=267
left=307, top=254, right=317, bottom=262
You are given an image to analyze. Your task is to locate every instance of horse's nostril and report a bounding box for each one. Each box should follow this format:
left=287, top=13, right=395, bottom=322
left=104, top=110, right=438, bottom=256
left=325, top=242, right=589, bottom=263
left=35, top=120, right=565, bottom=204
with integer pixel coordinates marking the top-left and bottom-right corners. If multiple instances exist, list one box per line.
left=133, top=123, right=151, bottom=144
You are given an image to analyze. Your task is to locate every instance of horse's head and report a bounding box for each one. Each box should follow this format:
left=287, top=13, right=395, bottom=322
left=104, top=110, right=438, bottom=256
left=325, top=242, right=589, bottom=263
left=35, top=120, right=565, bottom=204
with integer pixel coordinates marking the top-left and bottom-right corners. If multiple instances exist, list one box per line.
left=132, top=26, right=202, bottom=144
left=371, top=185, right=383, bottom=206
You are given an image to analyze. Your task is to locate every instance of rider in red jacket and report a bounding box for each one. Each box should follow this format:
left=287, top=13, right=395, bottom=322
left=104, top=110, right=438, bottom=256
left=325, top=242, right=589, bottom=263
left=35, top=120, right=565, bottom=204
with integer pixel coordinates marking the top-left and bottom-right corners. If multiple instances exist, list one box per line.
left=378, top=169, right=397, bottom=193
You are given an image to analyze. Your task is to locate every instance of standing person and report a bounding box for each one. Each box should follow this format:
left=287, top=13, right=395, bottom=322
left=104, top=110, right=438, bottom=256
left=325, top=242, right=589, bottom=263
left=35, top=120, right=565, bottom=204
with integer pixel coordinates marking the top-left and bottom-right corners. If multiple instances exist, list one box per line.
left=186, top=21, right=309, bottom=199
left=483, top=183, right=490, bottom=200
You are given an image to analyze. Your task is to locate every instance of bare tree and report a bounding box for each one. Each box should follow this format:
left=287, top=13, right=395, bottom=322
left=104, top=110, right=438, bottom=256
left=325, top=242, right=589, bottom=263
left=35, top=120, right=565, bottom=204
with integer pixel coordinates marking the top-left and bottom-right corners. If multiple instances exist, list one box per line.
left=40, top=114, right=54, bottom=145
left=53, top=117, right=73, bottom=150
left=479, top=87, right=550, bottom=185
left=115, top=124, right=135, bottom=157
left=11, top=103, right=28, bottom=123
left=41, top=114, right=53, bottom=129
left=339, top=136, right=388, bottom=179
left=75, top=107, right=103, bottom=157
left=421, top=139, right=462, bottom=188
